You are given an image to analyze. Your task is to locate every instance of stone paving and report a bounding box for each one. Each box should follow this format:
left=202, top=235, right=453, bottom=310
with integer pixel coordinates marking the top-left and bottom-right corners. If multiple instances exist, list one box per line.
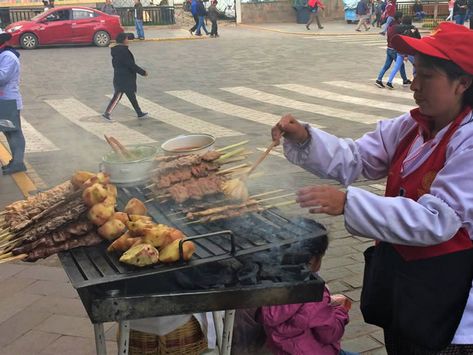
left=0, top=20, right=420, bottom=354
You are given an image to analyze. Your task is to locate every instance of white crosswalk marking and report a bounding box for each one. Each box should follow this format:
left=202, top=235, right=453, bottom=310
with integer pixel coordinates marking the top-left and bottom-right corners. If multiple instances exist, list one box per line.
left=221, top=87, right=385, bottom=124
left=46, top=98, right=156, bottom=145
left=276, top=84, right=414, bottom=112
left=114, top=95, right=243, bottom=138
left=22, top=118, right=59, bottom=153
left=325, top=81, right=414, bottom=100
left=362, top=42, right=389, bottom=46
left=165, top=90, right=324, bottom=129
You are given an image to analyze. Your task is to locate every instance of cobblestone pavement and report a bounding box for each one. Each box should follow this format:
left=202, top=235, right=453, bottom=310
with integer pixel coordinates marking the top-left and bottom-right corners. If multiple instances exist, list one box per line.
left=0, top=22, right=419, bottom=354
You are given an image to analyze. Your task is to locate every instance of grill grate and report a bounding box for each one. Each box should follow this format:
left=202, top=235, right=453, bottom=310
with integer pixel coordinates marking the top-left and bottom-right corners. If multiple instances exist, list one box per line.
left=59, top=185, right=327, bottom=290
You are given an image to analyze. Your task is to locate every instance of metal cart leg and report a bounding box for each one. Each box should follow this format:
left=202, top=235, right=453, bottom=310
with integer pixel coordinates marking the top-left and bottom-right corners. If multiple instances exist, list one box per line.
left=213, top=311, right=224, bottom=353
left=118, top=320, right=130, bottom=355
left=221, top=310, right=236, bottom=355
left=93, top=323, right=107, bottom=355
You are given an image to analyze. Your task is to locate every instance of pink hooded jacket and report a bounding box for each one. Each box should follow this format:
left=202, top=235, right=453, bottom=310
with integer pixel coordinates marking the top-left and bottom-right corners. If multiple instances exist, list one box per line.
left=261, top=287, right=349, bottom=355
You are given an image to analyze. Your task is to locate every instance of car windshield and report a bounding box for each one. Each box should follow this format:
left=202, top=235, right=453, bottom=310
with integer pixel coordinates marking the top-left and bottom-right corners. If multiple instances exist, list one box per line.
left=31, top=12, right=48, bottom=21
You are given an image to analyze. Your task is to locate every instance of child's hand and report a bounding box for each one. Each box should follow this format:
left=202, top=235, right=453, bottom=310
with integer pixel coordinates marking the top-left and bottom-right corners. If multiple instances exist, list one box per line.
left=330, top=294, right=352, bottom=311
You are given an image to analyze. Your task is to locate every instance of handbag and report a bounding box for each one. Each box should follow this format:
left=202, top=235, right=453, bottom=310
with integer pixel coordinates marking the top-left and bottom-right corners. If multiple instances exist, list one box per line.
left=0, top=99, right=19, bottom=132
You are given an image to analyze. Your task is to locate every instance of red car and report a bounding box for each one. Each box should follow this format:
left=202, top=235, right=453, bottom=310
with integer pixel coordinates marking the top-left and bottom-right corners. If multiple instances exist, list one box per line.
left=5, top=6, right=124, bottom=49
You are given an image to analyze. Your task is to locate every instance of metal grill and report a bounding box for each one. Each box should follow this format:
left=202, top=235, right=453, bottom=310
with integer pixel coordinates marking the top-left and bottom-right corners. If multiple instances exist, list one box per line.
left=59, top=185, right=327, bottom=290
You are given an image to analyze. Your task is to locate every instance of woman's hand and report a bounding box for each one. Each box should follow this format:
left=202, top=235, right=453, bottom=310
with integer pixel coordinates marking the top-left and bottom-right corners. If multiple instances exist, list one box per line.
left=297, top=185, right=346, bottom=215
left=271, top=114, right=309, bottom=146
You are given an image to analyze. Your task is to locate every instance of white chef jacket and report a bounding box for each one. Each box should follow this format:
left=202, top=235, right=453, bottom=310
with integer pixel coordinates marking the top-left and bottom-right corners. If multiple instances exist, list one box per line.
left=283, top=110, right=473, bottom=344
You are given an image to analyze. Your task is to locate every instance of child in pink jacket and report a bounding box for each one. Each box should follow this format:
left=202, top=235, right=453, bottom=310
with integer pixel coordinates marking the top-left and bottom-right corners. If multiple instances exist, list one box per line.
left=260, top=235, right=358, bottom=355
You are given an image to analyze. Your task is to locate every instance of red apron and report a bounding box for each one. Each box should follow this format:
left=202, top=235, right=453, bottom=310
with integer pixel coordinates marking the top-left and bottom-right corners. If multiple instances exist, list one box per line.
left=360, top=107, right=473, bottom=351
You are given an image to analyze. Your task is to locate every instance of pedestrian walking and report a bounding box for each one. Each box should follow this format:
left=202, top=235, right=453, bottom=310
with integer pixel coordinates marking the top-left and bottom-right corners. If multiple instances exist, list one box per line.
left=208, top=0, right=220, bottom=37
left=101, top=0, right=117, bottom=15
left=375, top=12, right=411, bottom=88
left=103, top=33, right=148, bottom=122
left=372, top=0, right=383, bottom=27
left=132, top=0, right=145, bottom=40
left=385, top=16, right=420, bottom=89
left=380, top=0, right=396, bottom=34
left=355, top=0, right=371, bottom=31
left=272, top=22, right=473, bottom=354
left=454, top=0, right=468, bottom=24
left=260, top=236, right=359, bottom=355
left=194, top=0, right=209, bottom=36
left=446, top=0, right=455, bottom=20
left=0, top=33, right=26, bottom=175
left=305, top=0, right=325, bottom=30
left=189, top=0, right=199, bottom=35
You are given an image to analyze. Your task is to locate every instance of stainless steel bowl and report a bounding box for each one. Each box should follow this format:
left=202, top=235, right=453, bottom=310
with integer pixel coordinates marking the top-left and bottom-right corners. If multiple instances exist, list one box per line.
left=160, top=134, right=216, bottom=156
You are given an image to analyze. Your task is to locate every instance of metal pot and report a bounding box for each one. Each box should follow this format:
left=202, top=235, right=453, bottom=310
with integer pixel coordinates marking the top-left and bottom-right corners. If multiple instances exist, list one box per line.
left=161, top=134, right=216, bottom=156
left=100, top=145, right=157, bottom=185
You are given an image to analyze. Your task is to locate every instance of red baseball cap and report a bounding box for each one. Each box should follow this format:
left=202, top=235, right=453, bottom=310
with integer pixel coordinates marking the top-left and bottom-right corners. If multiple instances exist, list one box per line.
left=392, top=22, right=473, bottom=75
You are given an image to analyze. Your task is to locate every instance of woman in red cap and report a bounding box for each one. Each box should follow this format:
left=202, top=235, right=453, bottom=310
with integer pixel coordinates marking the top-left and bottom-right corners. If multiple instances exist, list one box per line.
left=272, top=22, right=473, bottom=354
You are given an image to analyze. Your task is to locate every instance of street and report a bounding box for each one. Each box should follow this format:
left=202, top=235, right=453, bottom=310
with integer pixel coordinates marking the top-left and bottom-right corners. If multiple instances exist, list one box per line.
left=0, top=22, right=419, bottom=354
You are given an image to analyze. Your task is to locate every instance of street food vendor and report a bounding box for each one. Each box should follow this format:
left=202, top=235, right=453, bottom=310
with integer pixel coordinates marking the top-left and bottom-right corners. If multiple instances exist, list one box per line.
left=271, top=22, right=473, bottom=354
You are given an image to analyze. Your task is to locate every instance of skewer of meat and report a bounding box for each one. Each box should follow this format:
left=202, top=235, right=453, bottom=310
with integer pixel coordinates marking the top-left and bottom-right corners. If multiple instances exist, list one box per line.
left=25, top=232, right=102, bottom=262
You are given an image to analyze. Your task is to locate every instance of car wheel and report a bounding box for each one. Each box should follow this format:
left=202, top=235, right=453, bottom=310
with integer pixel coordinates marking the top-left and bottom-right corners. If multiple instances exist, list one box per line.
left=93, top=31, right=111, bottom=47
left=20, top=33, right=38, bottom=49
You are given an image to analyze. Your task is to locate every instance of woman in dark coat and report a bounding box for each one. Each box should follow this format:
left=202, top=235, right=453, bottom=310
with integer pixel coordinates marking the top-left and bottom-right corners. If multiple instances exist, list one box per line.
left=103, top=33, right=147, bottom=121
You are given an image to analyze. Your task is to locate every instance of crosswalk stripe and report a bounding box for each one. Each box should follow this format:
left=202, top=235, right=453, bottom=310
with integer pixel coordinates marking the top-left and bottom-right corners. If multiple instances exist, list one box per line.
left=0, top=116, right=59, bottom=154
left=314, top=37, right=384, bottom=42
left=362, top=42, right=389, bottom=46
left=276, top=84, right=414, bottom=112
left=325, top=81, right=414, bottom=100
left=113, top=95, right=243, bottom=138
left=221, top=87, right=384, bottom=125
left=46, top=98, right=156, bottom=145
left=165, top=90, right=324, bottom=129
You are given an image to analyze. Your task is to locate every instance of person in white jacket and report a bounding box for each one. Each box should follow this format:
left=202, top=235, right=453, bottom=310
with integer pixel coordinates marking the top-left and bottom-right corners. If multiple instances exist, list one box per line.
left=272, top=22, right=473, bottom=354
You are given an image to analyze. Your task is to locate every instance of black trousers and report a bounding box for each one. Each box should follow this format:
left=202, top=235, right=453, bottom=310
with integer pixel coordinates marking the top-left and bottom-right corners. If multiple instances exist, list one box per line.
left=210, top=20, right=218, bottom=35
left=190, top=14, right=199, bottom=32
left=105, top=91, right=142, bottom=115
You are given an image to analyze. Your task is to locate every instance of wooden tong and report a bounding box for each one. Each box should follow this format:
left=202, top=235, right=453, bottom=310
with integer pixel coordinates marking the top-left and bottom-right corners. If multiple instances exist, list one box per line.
left=245, top=141, right=277, bottom=178
left=104, top=135, right=135, bottom=159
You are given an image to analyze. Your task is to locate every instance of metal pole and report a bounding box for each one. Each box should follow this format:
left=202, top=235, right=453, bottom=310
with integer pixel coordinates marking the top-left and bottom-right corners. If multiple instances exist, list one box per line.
left=118, top=320, right=131, bottom=355
left=93, top=323, right=107, bottom=355
left=221, top=309, right=236, bottom=355
left=213, top=311, right=224, bottom=353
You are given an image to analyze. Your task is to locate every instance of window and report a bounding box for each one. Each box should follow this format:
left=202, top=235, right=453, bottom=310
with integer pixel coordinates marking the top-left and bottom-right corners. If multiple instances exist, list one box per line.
left=46, top=9, right=71, bottom=21
left=72, top=9, right=97, bottom=19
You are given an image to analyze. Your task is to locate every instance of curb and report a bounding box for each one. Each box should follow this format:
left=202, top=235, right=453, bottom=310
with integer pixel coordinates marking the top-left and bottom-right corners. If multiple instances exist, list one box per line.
left=132, top=36, right=208, bottom=42
left=238, top=23, right=432, bottom=36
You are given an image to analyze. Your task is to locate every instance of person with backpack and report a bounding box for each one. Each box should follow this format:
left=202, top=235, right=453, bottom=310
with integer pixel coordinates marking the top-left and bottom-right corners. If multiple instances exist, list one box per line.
left=375, top=11, right=411, bottom=88
left=372, top=0, right=384, bottom=27
left=385, top=16, right=420, bottom=89
left=355, top=0, right=371, bottom=31
left=306, top=0, right=325, bottom=30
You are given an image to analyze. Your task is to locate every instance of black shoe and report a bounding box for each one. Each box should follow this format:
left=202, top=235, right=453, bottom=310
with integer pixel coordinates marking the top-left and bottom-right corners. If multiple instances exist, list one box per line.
left=386, top=82, right=394, bottom=89
left=403, top=79, right=412, bottom=85
left=2, top=162, right=27, bottom=175
left=306, top=25, right=310, bottom=30
left=379, top=31, right=385, bottom=35
left=356, top=29, right=361, bottom=32
left=215, top=34, right=219, bottom=37
left=137, top=112, right=148, bottom=119
left=1, top=160, right=13, bottom=170
left=102, top=113, right=114, bottom=122
left=210, top=34, right=215, bottom=38
left=195, top=33, right=202, bottom=36
left=318, top=26, right=324, bottom=29
left=189, top=29, right=193, bottom=35
left=375, top=80, right=385, bottom=88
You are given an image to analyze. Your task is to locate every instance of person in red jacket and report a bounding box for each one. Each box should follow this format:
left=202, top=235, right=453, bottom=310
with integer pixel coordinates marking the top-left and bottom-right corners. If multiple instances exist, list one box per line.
left=260, top=235, right=359, bottom=355
left=380, top=0, right=396, bottom=34
left=306, top=0, right=325, bottom=30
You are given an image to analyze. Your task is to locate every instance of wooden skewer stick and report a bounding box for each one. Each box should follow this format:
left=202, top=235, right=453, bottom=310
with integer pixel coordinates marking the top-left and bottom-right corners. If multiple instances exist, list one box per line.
left=216, top=163, right=249, bottom=175
left=263, top=200, right=297, bottom=209
left=0, top=236, right=23, bottom=249
left=144, top=198, right=155, bottom=204
left=216, top=140, right=249, bottom=153
left=250, top=189, right=286, bottom=199
left=0, top=253, right=27, bottom=264
left=0, top=252, right=13, bottom=260
left=246, top=141, right=277, bottom=178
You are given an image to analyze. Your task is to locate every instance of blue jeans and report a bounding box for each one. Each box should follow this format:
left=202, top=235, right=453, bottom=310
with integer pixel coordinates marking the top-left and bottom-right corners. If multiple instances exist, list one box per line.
left=415, top=11, right=426, bottom=20
left=3, top=110, right=25, bottom=165
left=377, top=48, right=407, bottom=81
left=388, top=54, right=415, bottom=84
left=135, top=19, right=145, bottom=39
left=340, top=350, right=360, bottom=355
left=455, top=14, right=466, bottom=24
left=195, top=16, right=208, bottom=35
